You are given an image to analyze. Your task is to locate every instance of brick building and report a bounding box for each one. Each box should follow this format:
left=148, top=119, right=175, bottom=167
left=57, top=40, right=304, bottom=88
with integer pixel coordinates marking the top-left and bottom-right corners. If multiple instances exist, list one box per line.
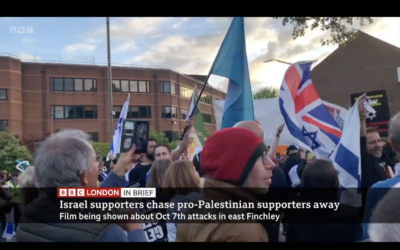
left=311, top=31, right=400, bottom=116
left=0, top=55, right=225, bottom=142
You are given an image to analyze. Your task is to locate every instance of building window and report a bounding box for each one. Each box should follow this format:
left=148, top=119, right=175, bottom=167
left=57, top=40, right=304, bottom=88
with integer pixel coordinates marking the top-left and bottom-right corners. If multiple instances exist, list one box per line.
left=130, top=106, right=151, bottom=118
left=164, top=131, right=179, bottom=142
left=50, top=105, right=97, bottom=119
left=88, top=132, right=99, bottom=142
left=180, top=86, right=193, bottom=98
left=161, top=82, right=175, bottom=94
left=120, top=80, right=129, bottom=92
left=113, top=106, right=151, bottom=119
left=138, top=81, right=149, bottom=92
left=113, top=80, right=150, bottom=93
left=0, top=89, right=7, bottom=100
left=113, top=106, right=121, bottom=119
left=161, top=106, right=177, bottom=118
left=50, top=78, right=97, bottom=92
left=181, top=109, right=188, bottom=120
left=203, top=113, right=212, bottom=123
left=112, top=80, right=121, bottom=92
left=0, top=120, right=7, bottom=131
left=199, top=93, right=212, bottom=104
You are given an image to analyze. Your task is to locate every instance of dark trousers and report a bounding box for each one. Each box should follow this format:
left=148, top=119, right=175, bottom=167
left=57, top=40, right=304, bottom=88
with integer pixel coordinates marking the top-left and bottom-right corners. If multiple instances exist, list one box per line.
left=0, top=218, right=6, bottom=242
left=11, top=203, right=20, bottom=230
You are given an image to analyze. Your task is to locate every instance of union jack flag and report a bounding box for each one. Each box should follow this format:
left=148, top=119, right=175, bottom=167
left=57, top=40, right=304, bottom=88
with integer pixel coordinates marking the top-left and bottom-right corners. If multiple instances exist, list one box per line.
left=279, top=61, right=342, bottom=159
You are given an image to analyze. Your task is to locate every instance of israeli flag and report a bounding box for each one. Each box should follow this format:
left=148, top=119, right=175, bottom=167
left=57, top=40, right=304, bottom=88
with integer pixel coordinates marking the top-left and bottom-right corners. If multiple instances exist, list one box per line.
left=107, top=95, right=130, bottom=160
left=329, top=98, right=362, bottom=207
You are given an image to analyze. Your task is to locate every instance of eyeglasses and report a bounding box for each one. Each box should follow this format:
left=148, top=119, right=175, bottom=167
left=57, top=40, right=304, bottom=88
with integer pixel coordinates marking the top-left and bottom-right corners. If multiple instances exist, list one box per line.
left=262, top=151, right=271, bottom=165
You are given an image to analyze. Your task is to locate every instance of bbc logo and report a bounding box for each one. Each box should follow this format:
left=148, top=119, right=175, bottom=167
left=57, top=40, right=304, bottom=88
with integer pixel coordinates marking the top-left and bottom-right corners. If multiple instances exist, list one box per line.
left=77, top=189, right=84, bottom=196
left=59, top=189, right=67, bottom=196
left=58, top=188, right=85, bottom=197
left=9, top=26, right=33, bottom=34
left=68, top=189, right=76, bottom=197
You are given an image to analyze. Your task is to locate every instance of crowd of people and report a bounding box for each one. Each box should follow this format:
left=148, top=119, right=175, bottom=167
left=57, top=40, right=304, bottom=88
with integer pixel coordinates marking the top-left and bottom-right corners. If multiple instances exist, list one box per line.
left=0, top=96, right=400, bottom=241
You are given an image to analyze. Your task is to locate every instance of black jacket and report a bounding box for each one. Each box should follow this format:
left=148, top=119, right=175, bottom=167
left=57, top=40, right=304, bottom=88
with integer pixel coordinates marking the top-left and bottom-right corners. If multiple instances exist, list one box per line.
left=286, top=203, right=360, bottom=242
left=0, top=186, right=12, bottom=221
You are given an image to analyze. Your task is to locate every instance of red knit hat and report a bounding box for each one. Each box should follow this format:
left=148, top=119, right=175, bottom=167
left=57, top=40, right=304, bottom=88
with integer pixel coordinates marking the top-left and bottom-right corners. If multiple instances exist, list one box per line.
left=200, top=127, right=266, bottom=186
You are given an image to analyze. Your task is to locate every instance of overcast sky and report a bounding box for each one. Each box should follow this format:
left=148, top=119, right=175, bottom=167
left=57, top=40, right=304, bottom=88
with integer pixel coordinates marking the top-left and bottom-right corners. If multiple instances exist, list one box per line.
left=0, top=17, right=399, bottom=92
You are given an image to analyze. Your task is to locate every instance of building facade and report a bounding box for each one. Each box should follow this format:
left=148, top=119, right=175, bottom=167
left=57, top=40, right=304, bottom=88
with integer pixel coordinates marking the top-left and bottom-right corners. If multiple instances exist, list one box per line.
left=312, top=31, right=400, bottom=117
left=0, top=56, right=225, bottom=142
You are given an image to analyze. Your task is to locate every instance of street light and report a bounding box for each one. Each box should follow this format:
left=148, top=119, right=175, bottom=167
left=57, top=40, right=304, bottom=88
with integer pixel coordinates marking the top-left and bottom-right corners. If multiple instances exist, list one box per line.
left=264, top=59, right=293, bottom=65
left=263, top=59, right=318, bottom=65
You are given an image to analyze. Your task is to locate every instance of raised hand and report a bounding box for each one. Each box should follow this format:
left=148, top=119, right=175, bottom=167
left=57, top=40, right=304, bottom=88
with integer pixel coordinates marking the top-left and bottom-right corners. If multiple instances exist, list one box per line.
left=277, top=124, right=285, bottom=135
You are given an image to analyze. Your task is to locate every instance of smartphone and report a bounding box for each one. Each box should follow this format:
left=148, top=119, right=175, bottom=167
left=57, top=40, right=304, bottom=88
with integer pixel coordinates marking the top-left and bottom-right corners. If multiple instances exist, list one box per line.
left=135, top=121, right=150, bottom=153
left=276, top=153, right=280, bottom=159
left=120, top=120, right=149, bottom=154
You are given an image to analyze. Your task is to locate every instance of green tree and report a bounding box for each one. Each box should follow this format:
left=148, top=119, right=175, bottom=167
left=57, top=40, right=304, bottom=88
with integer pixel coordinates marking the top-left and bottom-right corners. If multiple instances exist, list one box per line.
left=148, top=126, right=181, bottom=151
left=168, top=140, right=179, bottom=151
left=0, top=130, right=33, bottom=172
left=148, top=126, right=169, bottom=144
left=92, top=142, right=110, bottom=157
left=253, top=86, right=279, bottom=99
left=273, top=17, right=373, bottom=46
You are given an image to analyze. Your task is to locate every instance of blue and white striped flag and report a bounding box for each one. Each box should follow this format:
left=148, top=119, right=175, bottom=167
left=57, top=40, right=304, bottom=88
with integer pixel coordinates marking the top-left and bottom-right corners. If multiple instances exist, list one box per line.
left=107, top=95, right=130, bottom=160
left=99, top=171, right=107, bottom=180
left=329, top=98, right=362, bottom=207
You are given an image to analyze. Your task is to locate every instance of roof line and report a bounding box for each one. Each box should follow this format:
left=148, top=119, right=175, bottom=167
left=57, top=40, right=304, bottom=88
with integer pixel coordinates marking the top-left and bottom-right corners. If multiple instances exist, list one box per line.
left=0, top=53, right=226, bottom=93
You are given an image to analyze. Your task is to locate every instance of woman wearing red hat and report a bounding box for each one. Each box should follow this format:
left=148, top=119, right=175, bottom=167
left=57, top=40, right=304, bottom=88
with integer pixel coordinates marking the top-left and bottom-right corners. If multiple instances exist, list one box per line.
left=176, top=127, right=275, bottom=242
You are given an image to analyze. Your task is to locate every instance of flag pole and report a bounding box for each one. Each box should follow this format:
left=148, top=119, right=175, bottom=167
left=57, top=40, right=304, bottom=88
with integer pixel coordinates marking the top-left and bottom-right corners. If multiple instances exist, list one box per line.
left=106, top=17, right=113, bottom=143
left=189, top=74, right=210, bottom=120
left=179, top=74, right=210, bottom=140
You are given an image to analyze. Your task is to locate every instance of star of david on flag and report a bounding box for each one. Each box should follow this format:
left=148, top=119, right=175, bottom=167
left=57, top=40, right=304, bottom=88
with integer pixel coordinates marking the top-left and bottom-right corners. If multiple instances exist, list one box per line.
left=279, top=61, right=342, bottom=159
left=279, top=61, right=362, bottom=207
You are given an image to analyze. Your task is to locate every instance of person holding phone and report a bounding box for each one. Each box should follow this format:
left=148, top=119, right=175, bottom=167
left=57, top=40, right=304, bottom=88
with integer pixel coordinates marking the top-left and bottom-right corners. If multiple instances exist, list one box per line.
left=13, top=130, right=147, bottom=242
left=128, top=139, right=156, bottom=187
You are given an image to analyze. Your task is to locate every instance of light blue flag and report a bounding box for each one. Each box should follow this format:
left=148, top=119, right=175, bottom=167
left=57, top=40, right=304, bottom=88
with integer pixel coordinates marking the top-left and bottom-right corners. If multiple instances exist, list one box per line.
left=208, top=17, right=254, bottom=128
left=107, top=95, right=130, bottom=160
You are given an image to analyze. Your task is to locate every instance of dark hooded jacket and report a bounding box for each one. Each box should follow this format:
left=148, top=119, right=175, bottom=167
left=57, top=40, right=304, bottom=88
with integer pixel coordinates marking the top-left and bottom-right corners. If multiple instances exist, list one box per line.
left=166, top=192, right=202, bottom=242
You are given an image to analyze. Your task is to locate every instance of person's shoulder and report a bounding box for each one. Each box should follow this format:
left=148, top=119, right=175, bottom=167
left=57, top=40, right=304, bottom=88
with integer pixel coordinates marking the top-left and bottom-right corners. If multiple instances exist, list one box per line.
left=372, top=176, right=400, bottom=189
left=370, top=180, right=387, bottom=189
left=128, top=165, right=142, bottom=179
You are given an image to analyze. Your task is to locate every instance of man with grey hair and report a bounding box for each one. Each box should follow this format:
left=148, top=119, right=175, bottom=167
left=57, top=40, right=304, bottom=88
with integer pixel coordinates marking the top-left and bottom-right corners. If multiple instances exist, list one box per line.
left=14, top=129, right=147, bottom=242
left=362, top=112, right=400, bottom=240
